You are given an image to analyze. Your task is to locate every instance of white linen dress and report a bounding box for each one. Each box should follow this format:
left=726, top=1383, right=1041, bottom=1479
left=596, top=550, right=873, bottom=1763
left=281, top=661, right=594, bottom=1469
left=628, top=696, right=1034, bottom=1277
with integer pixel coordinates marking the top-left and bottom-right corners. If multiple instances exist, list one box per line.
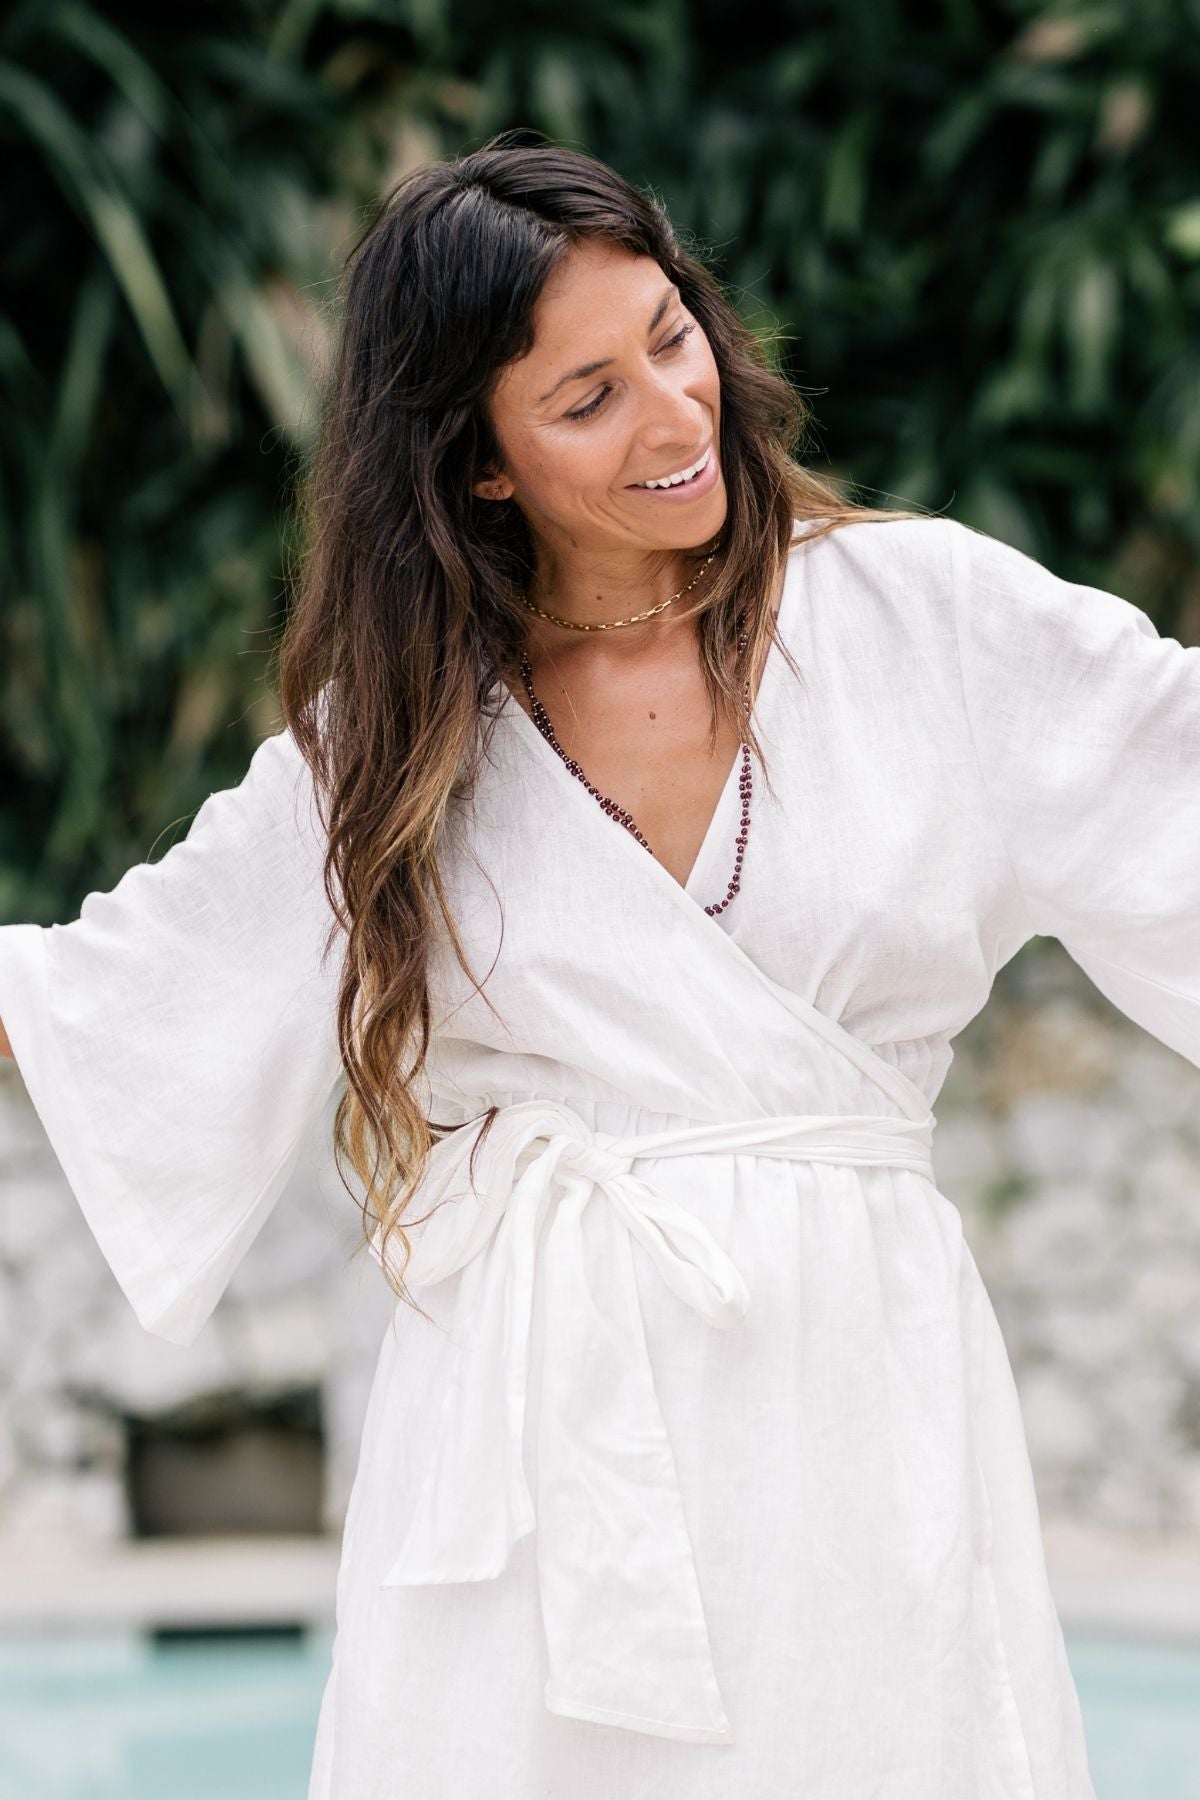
left=1, top=513, right=1198, bottom=1799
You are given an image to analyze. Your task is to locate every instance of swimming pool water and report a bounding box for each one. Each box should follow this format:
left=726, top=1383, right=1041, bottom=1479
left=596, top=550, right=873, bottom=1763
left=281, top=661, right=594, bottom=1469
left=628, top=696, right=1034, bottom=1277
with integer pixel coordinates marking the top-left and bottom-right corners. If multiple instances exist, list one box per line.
left=0, top=1628, right=1197, bottom=1798
left=1065, top=1634, right=1200, bottom=1800
left=0, top=1630, right=332, bottom=1800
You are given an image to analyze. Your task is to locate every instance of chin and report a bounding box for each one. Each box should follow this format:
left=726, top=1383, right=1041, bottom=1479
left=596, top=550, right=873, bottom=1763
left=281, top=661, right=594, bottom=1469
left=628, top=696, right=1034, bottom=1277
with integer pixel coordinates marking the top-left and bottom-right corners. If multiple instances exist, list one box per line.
left=615, top=485, right=729, bottom=553
left=670, top=489, right=728, bottom=547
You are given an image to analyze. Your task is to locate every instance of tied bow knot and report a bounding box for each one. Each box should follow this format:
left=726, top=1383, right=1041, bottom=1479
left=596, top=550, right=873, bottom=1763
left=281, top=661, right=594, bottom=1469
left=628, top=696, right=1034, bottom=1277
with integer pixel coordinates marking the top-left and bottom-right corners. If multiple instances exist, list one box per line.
left=548, top=1126, right=634, bottom=1187
left=371, top=1097, right=750, bottom=1742
left=369, top=1095, right=936, bottom=1746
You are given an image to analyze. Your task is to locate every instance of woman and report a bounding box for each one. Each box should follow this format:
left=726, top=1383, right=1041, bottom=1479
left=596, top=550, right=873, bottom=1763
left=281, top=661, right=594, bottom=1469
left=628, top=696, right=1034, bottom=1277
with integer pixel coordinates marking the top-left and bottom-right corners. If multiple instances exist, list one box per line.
left=1, top=129, right=1197, bottom=1798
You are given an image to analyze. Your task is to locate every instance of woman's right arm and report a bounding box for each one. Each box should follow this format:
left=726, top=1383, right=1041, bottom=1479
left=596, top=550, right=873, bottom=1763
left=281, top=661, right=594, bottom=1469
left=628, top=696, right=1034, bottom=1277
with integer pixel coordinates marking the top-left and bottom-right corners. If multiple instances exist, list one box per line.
left=0, top=1017, right=12, bottom=1059
left=0, top=724, right=346, bottom=1343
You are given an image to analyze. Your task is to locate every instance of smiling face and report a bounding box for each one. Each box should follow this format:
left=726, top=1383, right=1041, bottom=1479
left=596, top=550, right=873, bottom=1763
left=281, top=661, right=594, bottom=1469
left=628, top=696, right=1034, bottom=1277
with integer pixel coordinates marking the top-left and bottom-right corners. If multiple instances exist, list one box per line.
left=474, top=237, right=727, bottom=568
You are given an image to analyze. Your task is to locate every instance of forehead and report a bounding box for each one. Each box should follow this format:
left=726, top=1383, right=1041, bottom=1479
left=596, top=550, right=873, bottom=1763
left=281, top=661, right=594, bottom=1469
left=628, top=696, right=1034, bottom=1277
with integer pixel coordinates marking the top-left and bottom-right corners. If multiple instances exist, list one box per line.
left=495, top=241, right=672, bottom=403
left=538, top=238, right=665, bottom=319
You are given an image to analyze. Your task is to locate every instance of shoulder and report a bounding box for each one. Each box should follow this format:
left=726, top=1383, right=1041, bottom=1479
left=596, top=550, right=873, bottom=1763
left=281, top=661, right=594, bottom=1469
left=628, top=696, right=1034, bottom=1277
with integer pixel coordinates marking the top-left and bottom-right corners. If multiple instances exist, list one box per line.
left=778, top=512, right=1116, bottom=692
left=785, top=514, right=966, bottom=626
left=787, top=512, right=1123, bottom=641
left=158, top=718, right=331, bottom=910
left=782, top=514, right=962, bottom=658
left=202, top=720, right=316, bottom=829
left=789, top=511, right=965, bottom=575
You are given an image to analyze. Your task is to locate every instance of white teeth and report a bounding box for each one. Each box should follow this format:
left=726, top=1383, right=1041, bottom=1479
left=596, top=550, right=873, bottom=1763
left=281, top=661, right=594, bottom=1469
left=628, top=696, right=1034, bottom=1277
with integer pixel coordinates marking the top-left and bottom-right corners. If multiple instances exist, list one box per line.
left=635, top=447, right=710, bottom=489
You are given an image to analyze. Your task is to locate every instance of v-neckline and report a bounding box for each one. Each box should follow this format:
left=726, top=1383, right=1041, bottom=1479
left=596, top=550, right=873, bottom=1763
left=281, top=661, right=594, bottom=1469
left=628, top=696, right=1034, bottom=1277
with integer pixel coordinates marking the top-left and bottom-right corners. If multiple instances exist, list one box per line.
left=492, top=529, right=935, bottom=1124
left=498, top=539, right=801, bottom=908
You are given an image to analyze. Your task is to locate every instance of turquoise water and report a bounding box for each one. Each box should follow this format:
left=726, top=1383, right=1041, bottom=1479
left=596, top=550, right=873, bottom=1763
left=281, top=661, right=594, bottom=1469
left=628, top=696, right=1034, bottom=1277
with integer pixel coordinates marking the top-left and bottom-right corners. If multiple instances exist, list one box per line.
left=0, top=1627, right=1197, bottom=1798
left=1066, top=1634, right=1200, bottom=1800
left=0, top=1630, right=332, bottom=1800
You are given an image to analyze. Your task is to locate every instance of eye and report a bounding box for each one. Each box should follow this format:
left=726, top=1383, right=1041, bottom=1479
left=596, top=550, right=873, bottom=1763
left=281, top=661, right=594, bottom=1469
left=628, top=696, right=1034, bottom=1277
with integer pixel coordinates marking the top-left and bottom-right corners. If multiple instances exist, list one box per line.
left=565, top=386, right=611, bottom=423
left=564, top=320, right=698, bottom=422
left=660, top=321, right=697, bottom=354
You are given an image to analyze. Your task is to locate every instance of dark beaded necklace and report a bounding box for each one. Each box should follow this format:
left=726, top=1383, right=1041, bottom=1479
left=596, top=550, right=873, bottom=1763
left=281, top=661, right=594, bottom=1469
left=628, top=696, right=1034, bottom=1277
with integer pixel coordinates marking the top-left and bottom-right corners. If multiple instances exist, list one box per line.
left=517, top=627, right=753, bottom=918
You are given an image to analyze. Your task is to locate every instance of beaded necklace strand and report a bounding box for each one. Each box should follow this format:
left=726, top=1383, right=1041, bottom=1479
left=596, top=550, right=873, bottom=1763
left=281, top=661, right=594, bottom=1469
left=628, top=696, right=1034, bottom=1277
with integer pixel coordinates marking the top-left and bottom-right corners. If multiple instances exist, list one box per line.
left=516, top=626, right=752, bottom=918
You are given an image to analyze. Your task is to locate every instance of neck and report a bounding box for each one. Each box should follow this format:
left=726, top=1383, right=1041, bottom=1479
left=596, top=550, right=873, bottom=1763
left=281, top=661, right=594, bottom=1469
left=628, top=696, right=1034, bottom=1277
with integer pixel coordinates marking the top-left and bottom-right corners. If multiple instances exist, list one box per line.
left=524, top=539, right=715, bottom=633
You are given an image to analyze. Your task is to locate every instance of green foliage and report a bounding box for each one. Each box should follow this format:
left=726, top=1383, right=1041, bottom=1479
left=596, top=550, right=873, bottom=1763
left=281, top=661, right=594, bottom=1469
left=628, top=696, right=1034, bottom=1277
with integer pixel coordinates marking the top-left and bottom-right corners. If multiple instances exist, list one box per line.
left=980, top=1169, right=1037, bottom=1223
left=0, top=0, right=354, bottom=916
left=1, top=0, right=1197, bottom=917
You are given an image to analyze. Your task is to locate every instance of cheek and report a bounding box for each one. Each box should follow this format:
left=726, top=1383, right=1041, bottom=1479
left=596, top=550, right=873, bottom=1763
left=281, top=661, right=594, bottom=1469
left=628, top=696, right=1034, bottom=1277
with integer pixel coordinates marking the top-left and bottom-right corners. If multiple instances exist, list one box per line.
left=696, top=340, right=721, bottom=399
left=525, top=429, right=624, bottom=497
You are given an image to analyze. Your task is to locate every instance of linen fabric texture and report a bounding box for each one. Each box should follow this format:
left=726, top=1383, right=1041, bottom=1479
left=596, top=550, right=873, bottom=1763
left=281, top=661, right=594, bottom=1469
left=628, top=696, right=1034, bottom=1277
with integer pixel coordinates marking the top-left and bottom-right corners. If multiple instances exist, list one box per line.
left=1, top=514, right=1197, bottom=1800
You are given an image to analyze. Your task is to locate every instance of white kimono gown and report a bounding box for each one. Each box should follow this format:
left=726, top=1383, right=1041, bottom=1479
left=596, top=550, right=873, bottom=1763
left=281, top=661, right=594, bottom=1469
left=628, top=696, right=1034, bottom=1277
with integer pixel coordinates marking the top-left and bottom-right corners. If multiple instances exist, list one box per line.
left=1, top=513, right=1198, bottom=1800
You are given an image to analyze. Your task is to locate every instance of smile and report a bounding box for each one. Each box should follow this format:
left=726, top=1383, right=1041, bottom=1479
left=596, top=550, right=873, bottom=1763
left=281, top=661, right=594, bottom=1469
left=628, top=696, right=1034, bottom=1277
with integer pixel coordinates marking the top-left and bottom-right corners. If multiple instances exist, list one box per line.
left=630, top=446, right=713, bottom=489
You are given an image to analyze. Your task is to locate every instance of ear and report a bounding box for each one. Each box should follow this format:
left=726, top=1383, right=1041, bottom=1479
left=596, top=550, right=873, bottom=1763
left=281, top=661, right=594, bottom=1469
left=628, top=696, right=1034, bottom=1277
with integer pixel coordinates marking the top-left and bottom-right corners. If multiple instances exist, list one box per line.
left=472, top=469, right=515, bottom=502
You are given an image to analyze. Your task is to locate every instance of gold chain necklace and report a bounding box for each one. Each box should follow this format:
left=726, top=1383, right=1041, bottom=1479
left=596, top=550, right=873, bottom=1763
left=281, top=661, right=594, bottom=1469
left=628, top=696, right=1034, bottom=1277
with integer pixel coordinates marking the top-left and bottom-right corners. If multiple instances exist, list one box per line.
left=517, top=547, right=718, bottom=632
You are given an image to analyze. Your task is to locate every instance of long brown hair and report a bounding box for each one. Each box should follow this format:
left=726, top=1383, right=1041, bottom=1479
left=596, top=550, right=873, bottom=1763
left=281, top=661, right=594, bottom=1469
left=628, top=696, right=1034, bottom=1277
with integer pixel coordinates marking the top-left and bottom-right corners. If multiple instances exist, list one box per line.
left=276, top=128, right=931, bottom=1316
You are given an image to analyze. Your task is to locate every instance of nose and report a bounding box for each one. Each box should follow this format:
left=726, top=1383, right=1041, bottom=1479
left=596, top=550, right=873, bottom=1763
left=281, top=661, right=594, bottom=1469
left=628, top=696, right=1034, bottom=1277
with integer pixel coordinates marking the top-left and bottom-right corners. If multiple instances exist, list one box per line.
left=636, top=359, right=708, bottom=453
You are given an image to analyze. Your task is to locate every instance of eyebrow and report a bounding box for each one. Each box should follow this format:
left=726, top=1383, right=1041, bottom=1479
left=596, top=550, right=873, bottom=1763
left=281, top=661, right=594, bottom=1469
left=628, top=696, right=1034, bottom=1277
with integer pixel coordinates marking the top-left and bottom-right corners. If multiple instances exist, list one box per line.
left=536, top=285, right=679, bottom=406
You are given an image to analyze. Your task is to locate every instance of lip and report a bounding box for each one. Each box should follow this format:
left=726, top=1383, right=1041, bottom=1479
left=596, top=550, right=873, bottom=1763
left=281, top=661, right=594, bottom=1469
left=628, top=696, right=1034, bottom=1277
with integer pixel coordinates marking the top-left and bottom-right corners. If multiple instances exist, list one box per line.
left=625, top=445, right=720, bottom=502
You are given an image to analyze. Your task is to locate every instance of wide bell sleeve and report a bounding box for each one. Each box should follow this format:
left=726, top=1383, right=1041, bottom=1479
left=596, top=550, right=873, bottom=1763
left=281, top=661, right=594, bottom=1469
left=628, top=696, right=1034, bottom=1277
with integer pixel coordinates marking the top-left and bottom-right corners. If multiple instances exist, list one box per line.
left=0, top=722, right=347, bottom=1346
left=945, top=516, right=1200, bottom=1070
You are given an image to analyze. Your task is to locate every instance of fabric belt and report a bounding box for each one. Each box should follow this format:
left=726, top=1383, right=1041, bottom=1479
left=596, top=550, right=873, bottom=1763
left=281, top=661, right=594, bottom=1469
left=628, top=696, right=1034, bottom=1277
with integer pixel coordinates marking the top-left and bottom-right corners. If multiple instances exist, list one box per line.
left=370, top=1098, right=937, bottom=1746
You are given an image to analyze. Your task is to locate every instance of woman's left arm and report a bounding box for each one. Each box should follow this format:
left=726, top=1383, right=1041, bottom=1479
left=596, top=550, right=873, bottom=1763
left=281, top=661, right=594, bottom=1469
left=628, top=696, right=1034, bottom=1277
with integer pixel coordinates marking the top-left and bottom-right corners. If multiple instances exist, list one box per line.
left=945, top=516, right=1200, bottom=1070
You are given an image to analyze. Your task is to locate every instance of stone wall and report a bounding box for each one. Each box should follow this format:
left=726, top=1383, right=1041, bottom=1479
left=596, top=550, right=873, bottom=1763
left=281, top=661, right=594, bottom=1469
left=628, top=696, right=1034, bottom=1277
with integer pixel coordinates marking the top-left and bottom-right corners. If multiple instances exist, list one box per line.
left=0, top=1081, right=392, bottom=1549
left=937, top=941, right=1200, bottom=1536
left=1, top=938, right=1198, bottom=1553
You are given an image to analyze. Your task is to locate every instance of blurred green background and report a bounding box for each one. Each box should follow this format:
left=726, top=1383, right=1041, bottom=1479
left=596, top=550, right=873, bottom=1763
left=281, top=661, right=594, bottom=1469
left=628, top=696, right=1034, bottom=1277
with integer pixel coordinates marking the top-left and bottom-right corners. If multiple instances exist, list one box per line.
left=2, top=0, right=1198, bottom=922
